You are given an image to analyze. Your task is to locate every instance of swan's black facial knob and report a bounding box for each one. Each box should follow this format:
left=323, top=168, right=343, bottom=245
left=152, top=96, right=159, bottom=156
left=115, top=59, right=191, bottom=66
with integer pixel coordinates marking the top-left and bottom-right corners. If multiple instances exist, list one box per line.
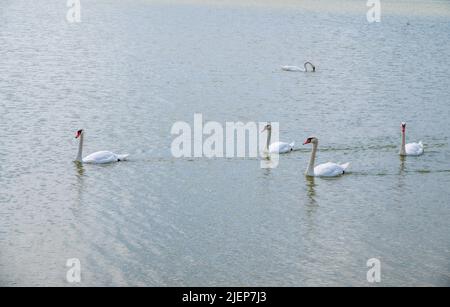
left=304, top=137, right=318, bottom=145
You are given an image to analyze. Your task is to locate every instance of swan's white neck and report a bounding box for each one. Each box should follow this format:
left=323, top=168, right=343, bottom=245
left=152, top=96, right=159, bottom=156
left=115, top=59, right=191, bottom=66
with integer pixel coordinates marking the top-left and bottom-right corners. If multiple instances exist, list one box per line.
left=76, top=133, right=84, bottom=162
left=400, top=130, right=406, bottom=155
left=305, top=142, right=318, bottom=176
left=266, top=129, right=272, bottom=151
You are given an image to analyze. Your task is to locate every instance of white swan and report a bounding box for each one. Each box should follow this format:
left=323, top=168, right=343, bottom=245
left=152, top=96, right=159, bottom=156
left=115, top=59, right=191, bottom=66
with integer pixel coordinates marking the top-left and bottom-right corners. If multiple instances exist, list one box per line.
left=303, top=137, right=350, bottom=177
left=262, top=123, right=295, bottom=154
left=400, top=122, right=424, bottom=156
left=281, top=61, right=316, bottom=72
left=75, top=129, right=129, bottom=164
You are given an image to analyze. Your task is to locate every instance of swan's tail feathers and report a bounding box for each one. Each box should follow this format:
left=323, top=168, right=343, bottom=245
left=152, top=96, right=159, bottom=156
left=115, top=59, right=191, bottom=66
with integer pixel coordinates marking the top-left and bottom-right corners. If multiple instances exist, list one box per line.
left=289, top=142, right=295, bottom=149
left=341, top=162, right=350, bottom=171
left=418, top=141, right=424, bottom=154
left=117, top=154, right=129, bottom=161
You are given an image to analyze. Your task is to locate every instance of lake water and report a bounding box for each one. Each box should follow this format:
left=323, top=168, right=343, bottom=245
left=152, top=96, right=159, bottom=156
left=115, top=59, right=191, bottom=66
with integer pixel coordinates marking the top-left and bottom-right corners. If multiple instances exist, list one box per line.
left=0, top=0, right=449, bottom=286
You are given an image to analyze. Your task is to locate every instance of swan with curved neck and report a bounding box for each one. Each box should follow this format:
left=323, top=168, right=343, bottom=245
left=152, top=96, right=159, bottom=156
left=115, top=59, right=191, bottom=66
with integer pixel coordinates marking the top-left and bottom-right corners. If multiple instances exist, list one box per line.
left=75, top=129, right=129, bottom=164
left=281, top=62, right=316, bottom=72
left=303, top=137, right=349, bottom=177
left=262, top=123, right=294, bottom=154
left=400, top=122, right=423, bottom=156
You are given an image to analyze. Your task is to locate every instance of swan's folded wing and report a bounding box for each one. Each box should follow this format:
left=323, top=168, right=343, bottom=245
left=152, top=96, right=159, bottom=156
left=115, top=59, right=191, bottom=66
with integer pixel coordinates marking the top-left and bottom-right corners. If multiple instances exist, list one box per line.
left=269, top=142, right=292, bottom=154
left=418, top=141, right=424, bottom=154
left=83, top=151, right=117, bottom=164
left=405, top=142, right=424, bottom=156
left=314, top=162, right=345, bottom=177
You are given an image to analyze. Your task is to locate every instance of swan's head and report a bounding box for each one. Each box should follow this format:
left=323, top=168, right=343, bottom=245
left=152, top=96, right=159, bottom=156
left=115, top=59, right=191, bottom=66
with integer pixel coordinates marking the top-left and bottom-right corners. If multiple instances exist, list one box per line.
left=303, top=136, right=318, bottom=145
left=401, top=122, right=406, bottom=133
left=262, top=123, right=272, bottom=132
left=75, top=129, right=84, bottom=138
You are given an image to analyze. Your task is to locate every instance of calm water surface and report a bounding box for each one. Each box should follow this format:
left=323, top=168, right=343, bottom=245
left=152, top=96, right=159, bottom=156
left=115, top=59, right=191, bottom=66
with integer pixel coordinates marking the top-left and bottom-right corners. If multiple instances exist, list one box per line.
left=0, top=0, right=450, bottom=286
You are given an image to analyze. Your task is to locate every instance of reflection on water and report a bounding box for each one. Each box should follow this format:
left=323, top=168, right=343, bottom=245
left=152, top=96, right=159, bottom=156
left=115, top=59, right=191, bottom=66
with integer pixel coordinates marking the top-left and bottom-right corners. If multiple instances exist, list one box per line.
left=259, top=154, right=280, bottom=169
left=0, top=0, right=449, bottom=286
left=305, top=176, right=318, bottom=208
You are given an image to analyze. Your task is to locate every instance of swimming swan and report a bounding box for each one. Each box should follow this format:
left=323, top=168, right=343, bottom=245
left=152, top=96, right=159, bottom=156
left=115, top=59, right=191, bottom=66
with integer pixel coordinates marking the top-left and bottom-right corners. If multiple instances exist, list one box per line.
left=75, top=129, right=129, bottom=164
left=281, top=62, right=316, bottom=72
left=303, top=137, right=349, bottom=177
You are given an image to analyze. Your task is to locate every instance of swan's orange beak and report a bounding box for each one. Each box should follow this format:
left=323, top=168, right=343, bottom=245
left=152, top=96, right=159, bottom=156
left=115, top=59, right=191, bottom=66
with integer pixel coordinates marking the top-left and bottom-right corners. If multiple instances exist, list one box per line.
left=401, top=123, right=406, bottom=133
left=303, top=139, right=311, bottom=145
left=75, top=130, right=82, bottom=138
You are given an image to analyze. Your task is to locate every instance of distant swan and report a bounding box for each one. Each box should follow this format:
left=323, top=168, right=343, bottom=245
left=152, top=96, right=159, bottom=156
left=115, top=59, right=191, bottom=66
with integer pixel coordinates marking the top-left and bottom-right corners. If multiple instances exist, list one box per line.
left=400, top=123, right=424, bottom=156
left=303, top=137, right=349, bottom=177
left=282, top=62, right=316, bottom=72
left=75, top=129, right=129, bottom=164
left=262, top=123, right=295, bottom=154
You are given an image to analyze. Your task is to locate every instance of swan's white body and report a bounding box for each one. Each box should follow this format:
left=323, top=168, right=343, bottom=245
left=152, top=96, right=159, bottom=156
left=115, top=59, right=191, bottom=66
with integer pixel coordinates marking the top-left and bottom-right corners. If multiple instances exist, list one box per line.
left=304, top=137, right=349, bottom=177
left=263, top=124, right=295, bottom=154
left=400, top=123, right=424, bottom=156
left=82, top=151, right=129, bottom=164
left=269, top=142, right=295, bottom=154
left=281, top=62, right=315, bottom=72
left=75, top=130, right=129, bottom=164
